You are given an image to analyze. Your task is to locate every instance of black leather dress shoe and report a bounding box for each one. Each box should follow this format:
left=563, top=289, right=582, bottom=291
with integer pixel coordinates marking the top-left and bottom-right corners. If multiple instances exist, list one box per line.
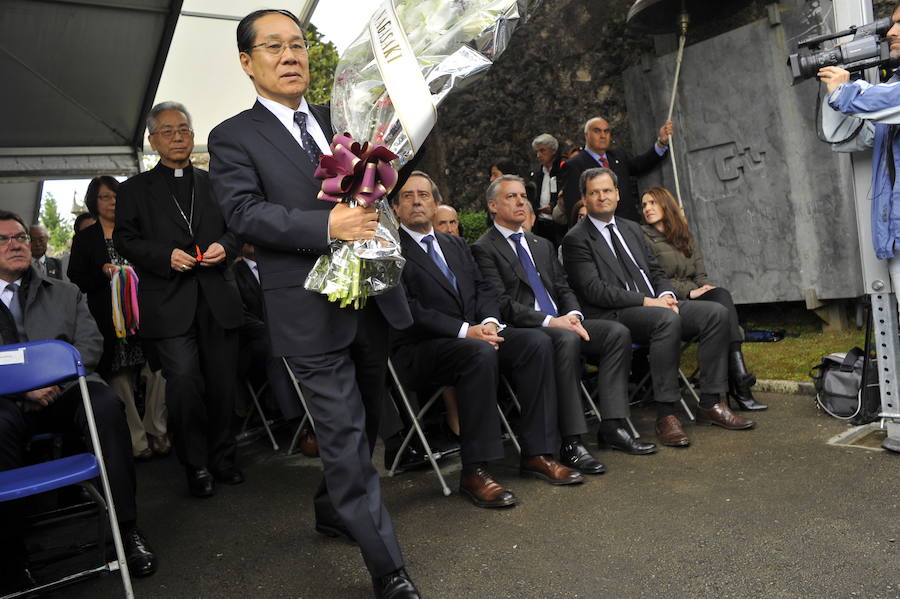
left=186, top=467, right=215, bottom=498
left=373, top=567, right=421, bottom=599
left=559, top=440, right=606, bottom=474
left=123, top=527, right=157, bottom=578
left=384, top=442, right=431, bottom=472
left=598, top=427, right=659, bottom=455
left=211, top=466, right=245, bottom=485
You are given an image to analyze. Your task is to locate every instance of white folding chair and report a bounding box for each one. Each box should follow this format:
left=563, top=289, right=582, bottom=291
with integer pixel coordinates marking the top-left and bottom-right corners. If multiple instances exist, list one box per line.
left=0, top=340, right=133, bottom=599
left=629, top=343, right=697, bottom=421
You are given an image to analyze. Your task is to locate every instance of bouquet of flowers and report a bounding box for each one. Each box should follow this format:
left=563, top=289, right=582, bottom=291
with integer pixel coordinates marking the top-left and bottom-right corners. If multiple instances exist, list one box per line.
left=304, top=134, right=404, bottom=308
left=304, top=0, right=542, bottom=308
left=332, top=0, right=542, bottom=165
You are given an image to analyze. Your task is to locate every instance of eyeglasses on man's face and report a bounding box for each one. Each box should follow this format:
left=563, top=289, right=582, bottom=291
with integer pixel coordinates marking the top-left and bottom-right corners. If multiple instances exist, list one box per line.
left=0, top=233, right=31, bottom=248
left=151, top=126, right=194, bottom=140
left=248, top=39, right=310, bottom=56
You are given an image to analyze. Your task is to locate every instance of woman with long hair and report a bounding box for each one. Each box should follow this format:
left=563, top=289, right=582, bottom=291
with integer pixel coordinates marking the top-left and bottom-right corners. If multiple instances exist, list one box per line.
left=640, top=186, right=766, bottom=411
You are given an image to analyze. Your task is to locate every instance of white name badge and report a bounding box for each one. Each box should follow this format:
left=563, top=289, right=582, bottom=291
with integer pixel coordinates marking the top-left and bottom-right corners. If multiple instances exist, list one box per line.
left=549, top=176, right=557, bottom=194
left=0, top=348, right=25, bottom=365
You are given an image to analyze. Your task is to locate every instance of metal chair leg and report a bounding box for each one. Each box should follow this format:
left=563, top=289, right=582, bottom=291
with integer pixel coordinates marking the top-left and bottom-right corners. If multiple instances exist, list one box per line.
left=387, top=360, right=452, bottom=496
left=244, top=381, right=279, bottom=450
left=678, top=369, right=697, bottom=421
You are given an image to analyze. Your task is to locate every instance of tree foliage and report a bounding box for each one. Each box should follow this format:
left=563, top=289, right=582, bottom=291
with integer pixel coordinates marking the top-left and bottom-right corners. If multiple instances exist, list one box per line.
left=305, top=23, right=339, bottom=105
left=39, top=193, right=73, bottom=255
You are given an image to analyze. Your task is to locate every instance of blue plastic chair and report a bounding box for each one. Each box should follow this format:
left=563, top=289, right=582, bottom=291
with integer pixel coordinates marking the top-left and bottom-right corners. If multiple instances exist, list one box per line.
left=0, top=340, right=133, bottom=598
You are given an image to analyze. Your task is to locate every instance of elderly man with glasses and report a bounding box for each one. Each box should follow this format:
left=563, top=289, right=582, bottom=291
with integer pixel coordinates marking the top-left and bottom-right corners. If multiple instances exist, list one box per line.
left=114, top=101, right=244, bottom=499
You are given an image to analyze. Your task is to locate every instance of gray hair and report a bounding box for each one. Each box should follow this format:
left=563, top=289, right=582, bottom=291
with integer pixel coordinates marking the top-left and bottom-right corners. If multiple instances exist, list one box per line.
left=531, top=133, right=558, bottom=153
left=580, top=167, right=618, bottom=197
left=583, top=116, right=608, bottom=136
left=147, top=101, right=193, bottom=134
left=485, top=174, right=525, bottom=206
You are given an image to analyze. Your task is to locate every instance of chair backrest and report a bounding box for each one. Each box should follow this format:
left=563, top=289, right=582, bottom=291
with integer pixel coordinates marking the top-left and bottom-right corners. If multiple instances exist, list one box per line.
left=0, top=340, right=85, bottom=395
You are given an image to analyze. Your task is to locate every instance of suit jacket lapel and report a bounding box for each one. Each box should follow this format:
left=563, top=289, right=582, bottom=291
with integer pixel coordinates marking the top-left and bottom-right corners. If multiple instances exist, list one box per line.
left=149, top=165, right=191, bottom=235
left=584, top=220, right=631, bottom=289
left=436, top=235, right=465, bottom=311
left=250, top=101, right=318, bottom=187
left=400, top=230, right=459, bottom=301
left=488, top=227, right=528, bottom=286
left=524, top=233, right=558, bottom=298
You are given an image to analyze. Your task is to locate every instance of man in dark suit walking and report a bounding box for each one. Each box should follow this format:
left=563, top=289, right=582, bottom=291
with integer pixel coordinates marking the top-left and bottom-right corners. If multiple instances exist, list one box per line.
left=562, top=116, right=672, bottom=223
left=392, top=171, right=584, bottom=508
left=562, top=168, right=755, bottom=447
left=207, top=10, right=419, bottom=598
left=472, top=175, right=657, bottom=464
left=114, top=101, right=244, bottom=498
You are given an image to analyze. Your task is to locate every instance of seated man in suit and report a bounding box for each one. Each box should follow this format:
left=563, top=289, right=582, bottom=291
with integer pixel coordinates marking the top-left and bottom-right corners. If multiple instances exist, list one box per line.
left=562, top=168, right=756, bottom=447
left=0, top=210, right=156, bottom=591
left=392, top=171, right=584, bottom=508
left=473, top=175, right=657, bottom=469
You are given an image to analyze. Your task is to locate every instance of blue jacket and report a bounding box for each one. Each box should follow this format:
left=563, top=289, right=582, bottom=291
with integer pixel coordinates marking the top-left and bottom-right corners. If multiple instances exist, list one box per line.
left=824, top=74, right=900, bottom=259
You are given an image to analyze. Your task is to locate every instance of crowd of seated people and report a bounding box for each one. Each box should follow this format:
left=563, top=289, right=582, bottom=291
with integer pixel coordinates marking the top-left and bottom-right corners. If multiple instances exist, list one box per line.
left=0, top=102, right=762, bottom=597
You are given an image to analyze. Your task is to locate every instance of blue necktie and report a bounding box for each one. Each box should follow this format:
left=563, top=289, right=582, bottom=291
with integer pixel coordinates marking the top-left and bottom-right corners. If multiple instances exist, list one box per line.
left=421, top=235, right=457, bottom=291
left=293, top=111, right=323, bottom=165
left=509, top=233, right=557, bottom=317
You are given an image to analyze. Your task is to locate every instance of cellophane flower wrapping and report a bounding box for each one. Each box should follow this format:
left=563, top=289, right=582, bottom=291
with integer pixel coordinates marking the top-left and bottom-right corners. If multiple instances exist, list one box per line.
left=304, top=197, right=406, bottom=308
left=331, top=0, right=542, bottom=165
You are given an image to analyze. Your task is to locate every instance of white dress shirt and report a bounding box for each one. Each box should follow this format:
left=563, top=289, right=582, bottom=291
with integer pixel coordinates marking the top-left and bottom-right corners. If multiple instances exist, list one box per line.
left=538, top=166, right=553, bottom=221
left=0, top=278, right=23, bottom=311
left=401, top=225, right=501, bottom=337
left=243, top=257, right=260, bottom=284
left=257, top=95, right=331, bottom=157
left=587, top=215, right=674, bottom=299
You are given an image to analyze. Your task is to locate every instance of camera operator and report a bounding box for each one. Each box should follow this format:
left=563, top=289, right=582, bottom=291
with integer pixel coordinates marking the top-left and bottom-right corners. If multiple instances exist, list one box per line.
left=818, top=4, right=900, bottom=296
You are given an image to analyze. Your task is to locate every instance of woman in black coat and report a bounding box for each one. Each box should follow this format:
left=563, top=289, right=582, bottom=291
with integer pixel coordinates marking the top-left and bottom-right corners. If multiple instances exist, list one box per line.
left=68, top=176, right=169, bottom=457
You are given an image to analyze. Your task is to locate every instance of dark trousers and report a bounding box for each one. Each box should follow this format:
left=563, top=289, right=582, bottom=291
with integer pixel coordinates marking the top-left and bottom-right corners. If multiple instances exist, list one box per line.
left=694, top=287, right=743, bottom=343
left=0, top=382, right=136, bottom=578
left=614, top=301, right=730, bottom=403
left=392, top=327, right=558, bottom=463
left=153, top=295, right=239, bottom=471
left=539, top=318, right=633, bottom=430
left=238, top=319, right=302, bottom=421
left=284, top=304, right=402, bottom=577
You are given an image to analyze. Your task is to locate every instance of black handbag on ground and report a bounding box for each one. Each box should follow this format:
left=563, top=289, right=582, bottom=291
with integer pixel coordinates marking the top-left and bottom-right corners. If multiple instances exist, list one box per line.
left=810, top=347, right=879, bottom=422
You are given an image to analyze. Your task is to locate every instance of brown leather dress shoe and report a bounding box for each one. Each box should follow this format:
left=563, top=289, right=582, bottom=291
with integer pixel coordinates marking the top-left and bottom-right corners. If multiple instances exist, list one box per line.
left=520, top=455, right=585, bottom=485
left=696, top=402, right=756, bottom=430
left=459, top=466, right=517, bottom=508
left=655, top=415, right=690, bottom=447
left=150, top=434, right=171, bottom=457
left=298, top=428, right=319, bottom=457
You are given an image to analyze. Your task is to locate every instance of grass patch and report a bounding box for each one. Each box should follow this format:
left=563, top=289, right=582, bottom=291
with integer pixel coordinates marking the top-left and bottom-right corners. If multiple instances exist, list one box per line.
left=680, top=301, right=867, bottom=382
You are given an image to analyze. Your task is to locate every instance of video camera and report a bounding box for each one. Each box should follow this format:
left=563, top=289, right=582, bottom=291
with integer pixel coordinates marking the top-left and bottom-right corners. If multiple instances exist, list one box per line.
left=788, top=17, right=897, bottom=84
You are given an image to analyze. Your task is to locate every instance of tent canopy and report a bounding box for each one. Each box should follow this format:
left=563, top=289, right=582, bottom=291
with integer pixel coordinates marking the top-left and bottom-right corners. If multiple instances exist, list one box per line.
left=0, top=0, right=182, bottom=188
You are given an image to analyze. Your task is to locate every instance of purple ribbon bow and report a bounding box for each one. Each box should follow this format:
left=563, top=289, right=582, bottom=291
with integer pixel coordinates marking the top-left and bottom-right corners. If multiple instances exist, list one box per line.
left=314, top=133, right=399, bottom=207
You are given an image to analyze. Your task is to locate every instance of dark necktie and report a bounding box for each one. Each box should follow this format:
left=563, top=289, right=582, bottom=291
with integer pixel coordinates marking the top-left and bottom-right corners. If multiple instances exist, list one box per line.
left=0, top=282, right=24, bottom=342
left=509, top=233, right=557, bottom=317
left=421, top=234, right=457, bottom=291
left=293, top=111, right=324, bottom=165
left=606, top=224, right=652, bottom=297
left=599, top=154, right=610, bottom=168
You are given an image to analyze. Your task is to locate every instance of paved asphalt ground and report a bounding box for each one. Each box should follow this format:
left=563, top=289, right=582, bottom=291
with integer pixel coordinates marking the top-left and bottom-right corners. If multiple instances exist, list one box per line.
left=49, top=392, right=898, bottom=599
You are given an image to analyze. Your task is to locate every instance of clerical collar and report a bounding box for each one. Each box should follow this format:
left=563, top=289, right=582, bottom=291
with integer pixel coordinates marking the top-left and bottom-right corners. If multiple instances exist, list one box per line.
left=157, top=162, right=194, bottom=179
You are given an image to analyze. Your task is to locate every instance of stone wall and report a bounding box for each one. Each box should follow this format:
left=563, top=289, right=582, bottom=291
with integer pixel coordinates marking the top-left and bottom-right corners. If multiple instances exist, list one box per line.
left=414, top=0, right=770, bottom=210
